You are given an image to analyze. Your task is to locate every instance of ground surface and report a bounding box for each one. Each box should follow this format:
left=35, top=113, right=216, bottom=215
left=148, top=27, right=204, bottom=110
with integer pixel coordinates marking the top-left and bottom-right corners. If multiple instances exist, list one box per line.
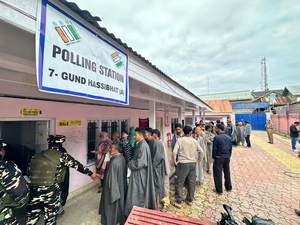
left=18, top=131, right=300, bottom=224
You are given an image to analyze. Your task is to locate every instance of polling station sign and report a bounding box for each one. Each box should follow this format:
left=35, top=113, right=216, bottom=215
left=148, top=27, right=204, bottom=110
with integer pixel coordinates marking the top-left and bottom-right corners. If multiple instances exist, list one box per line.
left=36, top=0, right=129, bottom=105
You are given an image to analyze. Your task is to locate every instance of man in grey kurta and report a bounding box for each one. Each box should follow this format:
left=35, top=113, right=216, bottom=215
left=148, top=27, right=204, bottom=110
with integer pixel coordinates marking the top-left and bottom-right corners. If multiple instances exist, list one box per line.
left=153, top=129, right=171, bottom=212
left=236, top=122, right=241, bottom=144
left=192, top=127, right=206, bottom=186
left=145, top=128, right=164, bottom=210
left=231, top=123, right=238, bottom=147
left=204, top=124, right=215, bottom=174
left=124, top=127, right=157, bottom=217
left=239, top=122, right=245, bottom=146
left=200, top=124, right=208, bottom=172
left=99, top=142, right=127, bottom=225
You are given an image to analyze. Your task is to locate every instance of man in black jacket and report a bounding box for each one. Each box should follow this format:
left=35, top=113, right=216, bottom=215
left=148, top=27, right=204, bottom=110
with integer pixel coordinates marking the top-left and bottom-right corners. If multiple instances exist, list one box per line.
left=290, top=121, right=300, bottom=152
left=212, top=124, right=232, bottom=195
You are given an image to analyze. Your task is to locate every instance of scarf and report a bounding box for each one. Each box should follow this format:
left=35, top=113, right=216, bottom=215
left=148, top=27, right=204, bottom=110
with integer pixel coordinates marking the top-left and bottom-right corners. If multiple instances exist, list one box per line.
left=128, top=126, right=136, bottom=148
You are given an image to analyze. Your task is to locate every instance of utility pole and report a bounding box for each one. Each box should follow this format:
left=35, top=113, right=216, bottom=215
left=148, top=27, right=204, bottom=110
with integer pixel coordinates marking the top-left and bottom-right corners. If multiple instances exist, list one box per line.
left=261, top=57, right=268, bottom=91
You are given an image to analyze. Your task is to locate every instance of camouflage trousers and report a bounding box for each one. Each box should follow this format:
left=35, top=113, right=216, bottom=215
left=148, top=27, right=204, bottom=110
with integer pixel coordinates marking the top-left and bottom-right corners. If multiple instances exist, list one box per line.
left=0, top=207, right=19, bottom=225
left=26, top=183, right=61, bottom=225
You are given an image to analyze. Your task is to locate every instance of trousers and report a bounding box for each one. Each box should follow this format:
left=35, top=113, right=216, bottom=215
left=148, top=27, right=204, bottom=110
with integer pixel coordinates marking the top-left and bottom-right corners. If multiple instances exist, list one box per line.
left=267, top=129, right=273, bottom=143
left=175, top=162, right=196, bottom=203
left=291, top=137, right=298, bottom=150
left=245, top=135, right=251, bottom=147
left=0, top=208, right=19, bottom=225
left=26, top=184, right=61, bottom=225
left=213, top=158, right=232, bottom=193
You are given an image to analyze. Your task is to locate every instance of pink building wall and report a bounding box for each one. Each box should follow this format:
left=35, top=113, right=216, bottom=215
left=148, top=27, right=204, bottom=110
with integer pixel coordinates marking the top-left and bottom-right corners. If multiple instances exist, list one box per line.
left=271, top=114, right=300, bottom=135
left=0, top=97, right=180, bottom=193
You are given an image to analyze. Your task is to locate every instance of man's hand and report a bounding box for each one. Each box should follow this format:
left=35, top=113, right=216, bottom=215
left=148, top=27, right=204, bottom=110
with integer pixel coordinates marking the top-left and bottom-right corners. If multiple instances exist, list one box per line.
left=90, top=172, right=98, bottom=182
left=174, top=162, right=178, bottom=166
left=213, top=159, right=215, bottom=164
left=196, top=160, right=198, bottom=164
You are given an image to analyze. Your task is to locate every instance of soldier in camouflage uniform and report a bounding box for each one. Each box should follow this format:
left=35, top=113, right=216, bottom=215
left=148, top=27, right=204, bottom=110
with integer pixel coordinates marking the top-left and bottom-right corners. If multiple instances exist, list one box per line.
left=0, top=138, right=30, bottom=225
left=26, top=135, right=98, bottom=225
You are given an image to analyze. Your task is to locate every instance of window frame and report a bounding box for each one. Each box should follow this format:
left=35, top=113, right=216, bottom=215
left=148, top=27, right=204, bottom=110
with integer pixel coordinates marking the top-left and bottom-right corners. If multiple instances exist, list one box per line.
left=86, top=117, right=130, bottom=164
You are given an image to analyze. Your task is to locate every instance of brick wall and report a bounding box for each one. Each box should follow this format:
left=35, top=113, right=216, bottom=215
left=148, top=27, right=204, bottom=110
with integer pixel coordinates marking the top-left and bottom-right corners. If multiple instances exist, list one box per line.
left=274, top=102, right=300, bottom=115
left=272, top=114, right=300, bottom=136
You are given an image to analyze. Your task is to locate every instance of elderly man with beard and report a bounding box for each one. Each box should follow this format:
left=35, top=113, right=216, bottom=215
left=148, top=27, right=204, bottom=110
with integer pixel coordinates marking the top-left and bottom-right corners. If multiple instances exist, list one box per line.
left=99, top=142, right=127, bottom=225
left=93, top=132, right=112, bottom=193
left=192, top=126, right=206, bottom=189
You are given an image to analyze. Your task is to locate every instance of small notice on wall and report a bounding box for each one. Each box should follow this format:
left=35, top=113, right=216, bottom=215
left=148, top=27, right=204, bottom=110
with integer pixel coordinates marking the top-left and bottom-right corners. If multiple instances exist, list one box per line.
left=21, top=108, right=41, bottom=117
left=58, top=119, right=81, bottom=127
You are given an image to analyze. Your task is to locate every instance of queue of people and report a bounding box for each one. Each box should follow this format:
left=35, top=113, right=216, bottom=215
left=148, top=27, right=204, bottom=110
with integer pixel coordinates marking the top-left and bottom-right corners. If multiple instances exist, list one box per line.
left=0, top=120, right=233, bottom=225
left=226, top=120, right=252, bottom=148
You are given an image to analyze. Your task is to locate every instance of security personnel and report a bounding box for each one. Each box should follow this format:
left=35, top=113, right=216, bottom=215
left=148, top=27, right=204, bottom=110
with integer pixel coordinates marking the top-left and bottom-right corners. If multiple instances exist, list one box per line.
left=58, top=145, right=69, bottom=217
left=0, top=138, right=29, bottom=225
left=26, top=135, right=98, bottom=225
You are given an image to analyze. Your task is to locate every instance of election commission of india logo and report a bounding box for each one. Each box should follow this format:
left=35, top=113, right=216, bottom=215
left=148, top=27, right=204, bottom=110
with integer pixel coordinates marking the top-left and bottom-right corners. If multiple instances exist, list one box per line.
left=53, top=20, right=81, bottom=45
left=111, top=52, right=124, bottom=69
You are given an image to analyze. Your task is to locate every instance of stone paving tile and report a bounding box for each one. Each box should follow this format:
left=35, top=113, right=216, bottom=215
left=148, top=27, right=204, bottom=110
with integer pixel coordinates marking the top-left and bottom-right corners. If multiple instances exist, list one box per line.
left=167, top=131, right=300, bottom=224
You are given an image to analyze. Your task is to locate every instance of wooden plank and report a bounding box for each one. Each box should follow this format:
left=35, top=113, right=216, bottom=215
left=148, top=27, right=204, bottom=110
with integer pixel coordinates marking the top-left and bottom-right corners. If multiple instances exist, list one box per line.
left=125, top=206, right=217, bottom=225
left=131, top=212, right=198, bottom=225
left=133, top=207, right=210, bottom=224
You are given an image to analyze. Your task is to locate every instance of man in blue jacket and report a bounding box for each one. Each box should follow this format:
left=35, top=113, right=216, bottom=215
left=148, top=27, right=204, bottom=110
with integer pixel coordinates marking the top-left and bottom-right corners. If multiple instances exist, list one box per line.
left=212, top=124, right=232, bottom=195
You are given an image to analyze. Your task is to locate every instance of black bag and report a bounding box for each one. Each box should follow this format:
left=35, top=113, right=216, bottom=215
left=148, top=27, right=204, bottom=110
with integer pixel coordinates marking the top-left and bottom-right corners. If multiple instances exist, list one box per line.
left=217, top=204, right=238, bottom=225
left=243, top=215, right=276, bottom=225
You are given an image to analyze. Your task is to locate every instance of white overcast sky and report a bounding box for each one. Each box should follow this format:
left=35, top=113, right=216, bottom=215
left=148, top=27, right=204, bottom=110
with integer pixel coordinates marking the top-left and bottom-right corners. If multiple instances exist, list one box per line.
left=72, top=0, right=300, bottom=95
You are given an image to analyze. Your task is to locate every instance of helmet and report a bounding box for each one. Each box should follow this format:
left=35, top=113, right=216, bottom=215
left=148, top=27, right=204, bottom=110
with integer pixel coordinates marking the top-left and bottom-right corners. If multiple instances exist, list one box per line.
left=0, top=138, right=7, bottom=149
left=47, top=135, right=66, bottom=147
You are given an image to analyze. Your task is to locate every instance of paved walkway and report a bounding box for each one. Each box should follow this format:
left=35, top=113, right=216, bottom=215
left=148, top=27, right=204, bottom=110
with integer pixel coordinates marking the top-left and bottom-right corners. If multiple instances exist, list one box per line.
left=168, top=131, right=300, bottom=224
left=16, top=131, right=300, bottom=224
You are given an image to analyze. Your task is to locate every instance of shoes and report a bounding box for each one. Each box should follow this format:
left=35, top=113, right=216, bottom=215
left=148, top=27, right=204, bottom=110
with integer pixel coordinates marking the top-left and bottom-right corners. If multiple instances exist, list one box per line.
left=295, top=209, right=300, bottom=217
left=58, top=206, right=65, bottom=217
left=213, top=189, right=223, bottom=195
left=207, top=170, right=212, bottom=174
left=292, top=149, right=300, bottom=153
left=199, top=182, right=204, bottom=186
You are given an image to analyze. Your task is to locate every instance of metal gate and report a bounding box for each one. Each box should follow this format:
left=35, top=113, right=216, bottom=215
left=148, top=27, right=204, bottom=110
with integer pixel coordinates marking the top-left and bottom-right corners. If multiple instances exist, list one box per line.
left=235, top=114, right=266, bottom=130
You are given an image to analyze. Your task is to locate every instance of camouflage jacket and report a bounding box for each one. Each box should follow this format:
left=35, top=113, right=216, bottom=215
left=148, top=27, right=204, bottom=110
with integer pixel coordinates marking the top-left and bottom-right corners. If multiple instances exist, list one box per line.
left=28, top=149, right=93, bottom=186
left=0, top=160, right=29, bottom=208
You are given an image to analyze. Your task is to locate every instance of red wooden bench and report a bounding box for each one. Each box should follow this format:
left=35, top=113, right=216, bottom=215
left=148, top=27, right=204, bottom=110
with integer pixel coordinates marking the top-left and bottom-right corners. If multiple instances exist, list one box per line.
left=125, top=206, right=217, bottom=225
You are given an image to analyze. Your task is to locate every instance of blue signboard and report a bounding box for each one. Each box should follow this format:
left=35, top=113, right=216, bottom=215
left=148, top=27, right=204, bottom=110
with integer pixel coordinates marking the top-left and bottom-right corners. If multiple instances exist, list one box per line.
left=232, top=102, right=269, bottom=109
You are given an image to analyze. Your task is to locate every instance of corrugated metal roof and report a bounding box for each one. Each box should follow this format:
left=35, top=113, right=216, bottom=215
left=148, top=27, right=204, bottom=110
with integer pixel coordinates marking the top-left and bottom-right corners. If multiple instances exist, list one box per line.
left=283, top=86, right=300, bottom=96
left=261, top=96, right=292, bottom=105
left=58, top=0, right=212, bottom=111
left=199, top=90, right=252, bottom=101
left=252, top=89, right=283, bottom=97
left=204, top=100, right=232, bottom=113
